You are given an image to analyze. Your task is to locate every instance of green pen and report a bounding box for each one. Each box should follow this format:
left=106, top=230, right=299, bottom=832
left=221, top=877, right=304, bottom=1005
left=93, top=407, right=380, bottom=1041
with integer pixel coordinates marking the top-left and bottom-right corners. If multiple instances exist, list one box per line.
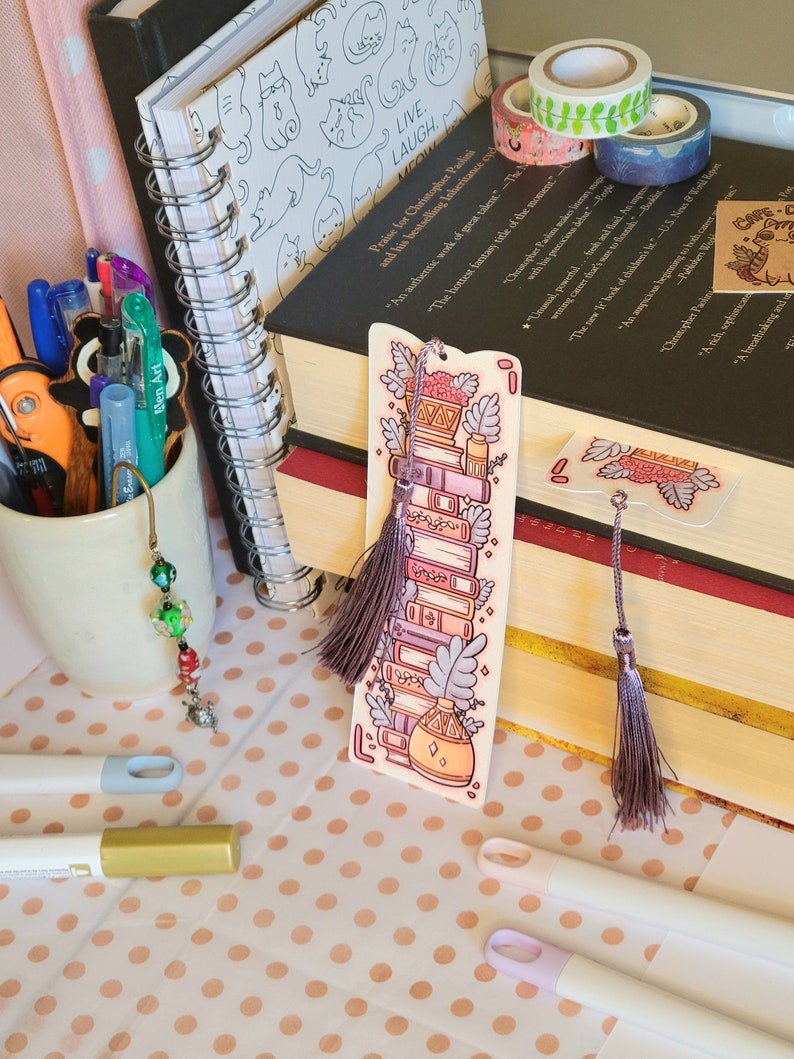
left=121, top=292, right=166, bottom=487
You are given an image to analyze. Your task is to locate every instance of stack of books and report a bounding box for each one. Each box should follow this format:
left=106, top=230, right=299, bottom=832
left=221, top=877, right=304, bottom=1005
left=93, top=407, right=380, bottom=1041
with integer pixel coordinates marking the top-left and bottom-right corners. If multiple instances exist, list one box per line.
left=267, top=102, right=794, bottom=825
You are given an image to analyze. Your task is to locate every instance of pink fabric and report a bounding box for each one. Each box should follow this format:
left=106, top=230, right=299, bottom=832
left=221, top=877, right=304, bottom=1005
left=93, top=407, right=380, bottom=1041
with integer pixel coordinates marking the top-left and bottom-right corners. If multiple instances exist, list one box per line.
left=0, top=2, right=86, bottom=355
left=25, top=0, right=156, bottom=279
left=0, top=1, right=156, bottom=354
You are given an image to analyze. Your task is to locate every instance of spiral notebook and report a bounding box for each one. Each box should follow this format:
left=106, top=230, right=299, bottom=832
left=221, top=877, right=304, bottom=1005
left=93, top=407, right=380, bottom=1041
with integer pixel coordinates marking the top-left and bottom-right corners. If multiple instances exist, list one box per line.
left=136, top=0, right=490, bottom=609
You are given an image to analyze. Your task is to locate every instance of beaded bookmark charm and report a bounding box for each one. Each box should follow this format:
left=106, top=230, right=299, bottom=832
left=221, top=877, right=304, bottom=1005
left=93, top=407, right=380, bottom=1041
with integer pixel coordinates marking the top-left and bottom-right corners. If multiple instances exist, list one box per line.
left=111, top=460, right=218, bottom=731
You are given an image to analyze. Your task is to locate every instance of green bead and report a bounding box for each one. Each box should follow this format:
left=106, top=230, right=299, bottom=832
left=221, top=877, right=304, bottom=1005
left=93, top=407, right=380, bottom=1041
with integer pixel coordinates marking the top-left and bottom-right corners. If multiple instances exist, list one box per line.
left=150, top=598, right=192, bottom=638
left=150, top=559, right=177, bottom=590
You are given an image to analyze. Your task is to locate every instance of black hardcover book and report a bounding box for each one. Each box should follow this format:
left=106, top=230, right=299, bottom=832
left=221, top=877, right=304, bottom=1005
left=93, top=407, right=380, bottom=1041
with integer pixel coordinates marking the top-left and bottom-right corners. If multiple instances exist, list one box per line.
left=267, top=100, right=794, bottom=589
left=88, top=0, right=253, bottom=571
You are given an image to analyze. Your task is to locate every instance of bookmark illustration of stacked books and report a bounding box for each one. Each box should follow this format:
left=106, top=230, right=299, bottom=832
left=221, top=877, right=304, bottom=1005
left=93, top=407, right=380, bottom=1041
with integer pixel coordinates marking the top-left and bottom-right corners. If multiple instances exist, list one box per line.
left=346, top=323, right=521, bottom=806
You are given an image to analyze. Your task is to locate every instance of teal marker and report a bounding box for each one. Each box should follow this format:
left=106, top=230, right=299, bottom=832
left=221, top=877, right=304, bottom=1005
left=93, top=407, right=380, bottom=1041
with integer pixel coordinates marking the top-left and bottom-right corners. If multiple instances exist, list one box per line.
left=121, top=292, right=166, bottom=488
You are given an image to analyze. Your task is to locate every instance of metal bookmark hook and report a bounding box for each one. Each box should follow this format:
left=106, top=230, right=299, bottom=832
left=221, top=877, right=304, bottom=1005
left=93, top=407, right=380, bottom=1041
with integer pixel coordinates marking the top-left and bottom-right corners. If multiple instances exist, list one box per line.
left=110, top=460, right=157, bottom=550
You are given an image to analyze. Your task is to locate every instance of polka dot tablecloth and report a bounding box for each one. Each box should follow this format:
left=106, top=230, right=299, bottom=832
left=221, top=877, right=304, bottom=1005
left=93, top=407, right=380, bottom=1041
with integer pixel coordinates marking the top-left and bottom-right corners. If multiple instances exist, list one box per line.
left=0, top=486, right=758, bottom=1058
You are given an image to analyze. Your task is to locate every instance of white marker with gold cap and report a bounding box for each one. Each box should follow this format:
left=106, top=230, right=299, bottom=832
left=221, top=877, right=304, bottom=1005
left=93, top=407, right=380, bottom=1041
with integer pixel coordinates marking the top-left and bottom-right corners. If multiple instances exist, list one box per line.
left=0, top=824, right=240, bottom=879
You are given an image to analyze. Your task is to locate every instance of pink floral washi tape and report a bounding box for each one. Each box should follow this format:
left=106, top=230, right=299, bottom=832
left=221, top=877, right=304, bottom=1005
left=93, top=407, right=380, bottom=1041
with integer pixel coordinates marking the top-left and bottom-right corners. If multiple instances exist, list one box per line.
left=491, top=75, right=592, bottom=165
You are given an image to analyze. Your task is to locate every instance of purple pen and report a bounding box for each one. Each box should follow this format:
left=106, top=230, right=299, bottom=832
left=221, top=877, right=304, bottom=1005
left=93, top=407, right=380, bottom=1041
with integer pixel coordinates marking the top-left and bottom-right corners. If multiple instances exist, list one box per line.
left=110, top=255, right=155, bottom=316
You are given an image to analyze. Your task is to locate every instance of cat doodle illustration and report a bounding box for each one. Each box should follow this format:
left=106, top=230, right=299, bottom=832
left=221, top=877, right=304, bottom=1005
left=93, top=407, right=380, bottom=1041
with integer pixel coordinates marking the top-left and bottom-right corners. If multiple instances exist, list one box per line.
left=377, top=20, right=418, bottom=108
left=343, top=2, right=387, bottom=63
left=726, top=217, right=794, bottom=287
left=470, top=42, right=491, bottom=99
left=319, top=75, right=374, bottom=148
left=425, top=11, right=461, bottom=86
left=294, top=4, right=336, bottom=96
left=443, top=100, right=466, bottom=133
left=188, top=106, right=206, bottom=145
left=250, top=155, right=322, bottom=241
left=228, top=263, right=261, bottom=322
left=259, top=62, right=300, bottom=150
left=351, top=129, right=389, bottom=223
left=213, top=67, right=252, bottom=164
left=313, top=168, right=345, bottom=252
left=749, top=219, right=794, bottom=286
left=459, top=0, right=483, bottom=31
left=276, top=233, right=314, bottom=299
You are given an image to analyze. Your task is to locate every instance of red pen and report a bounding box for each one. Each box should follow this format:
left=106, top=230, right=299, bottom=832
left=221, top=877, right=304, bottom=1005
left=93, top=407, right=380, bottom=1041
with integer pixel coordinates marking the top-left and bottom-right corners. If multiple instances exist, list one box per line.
left=95, top=252, right=115, bottom=316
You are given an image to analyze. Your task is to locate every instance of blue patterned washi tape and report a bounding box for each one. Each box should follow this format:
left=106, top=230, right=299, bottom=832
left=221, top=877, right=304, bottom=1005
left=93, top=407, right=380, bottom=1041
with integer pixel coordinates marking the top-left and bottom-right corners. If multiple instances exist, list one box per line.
left=592, top=89, right=711, bottom=185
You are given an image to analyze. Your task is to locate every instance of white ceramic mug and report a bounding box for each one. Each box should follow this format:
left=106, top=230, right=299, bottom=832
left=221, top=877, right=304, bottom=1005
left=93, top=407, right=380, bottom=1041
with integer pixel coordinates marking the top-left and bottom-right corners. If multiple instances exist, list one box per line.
left=0, top=425, right=215, bottom=699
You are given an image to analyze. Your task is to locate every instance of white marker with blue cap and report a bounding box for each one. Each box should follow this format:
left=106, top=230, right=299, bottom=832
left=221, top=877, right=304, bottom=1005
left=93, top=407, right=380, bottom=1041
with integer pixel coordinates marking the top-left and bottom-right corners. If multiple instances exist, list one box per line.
left=0, top=753, right=183, bottom=795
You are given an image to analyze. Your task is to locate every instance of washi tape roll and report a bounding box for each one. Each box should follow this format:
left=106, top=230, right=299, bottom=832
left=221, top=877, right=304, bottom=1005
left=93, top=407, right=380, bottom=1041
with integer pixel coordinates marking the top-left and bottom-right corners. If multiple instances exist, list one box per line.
left=592, top=90, right=712, bottom=185
left=492, top=76, right=593, bottom=165
left=528, top=38, right=653, bottom=139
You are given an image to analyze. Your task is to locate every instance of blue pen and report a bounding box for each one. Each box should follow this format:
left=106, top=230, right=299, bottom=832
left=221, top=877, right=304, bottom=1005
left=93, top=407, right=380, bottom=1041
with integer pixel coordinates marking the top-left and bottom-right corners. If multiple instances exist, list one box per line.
left=27, top=278, right=92, bottom=377
left=99, top=383, right=139, bottom=505
left=49, top=280, right=92, bottom=349
left=27, top=279, right=66, bottom=375
left=84, top=248, right=104, bottom=313
left=121, top=293, right=166, bottom=487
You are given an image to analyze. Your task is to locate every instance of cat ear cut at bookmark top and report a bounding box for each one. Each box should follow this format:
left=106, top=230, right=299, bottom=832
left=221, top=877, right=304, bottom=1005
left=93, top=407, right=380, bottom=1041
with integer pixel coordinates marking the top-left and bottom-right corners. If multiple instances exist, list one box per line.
left=341, top=323, right=521, bottom=808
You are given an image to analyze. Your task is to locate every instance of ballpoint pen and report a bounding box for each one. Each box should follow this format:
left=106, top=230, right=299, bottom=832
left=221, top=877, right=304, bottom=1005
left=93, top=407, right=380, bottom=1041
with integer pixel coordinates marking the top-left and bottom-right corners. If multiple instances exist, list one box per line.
left=27, top=278, right=92, bottom=377
left=96, top=314, right=124, bottom=382
left=100, top=382, right=139, bottom=504
left=122, top=292, right=166, bottom=487
left=83, top=248, right=104, bottom=313
left=110, top=255, right=155, bottom=316
left=96, top=252, right=115, bottom=315
left=0, top=753, right=183, bottom=795
left=0, top=297, right=72, bottom=514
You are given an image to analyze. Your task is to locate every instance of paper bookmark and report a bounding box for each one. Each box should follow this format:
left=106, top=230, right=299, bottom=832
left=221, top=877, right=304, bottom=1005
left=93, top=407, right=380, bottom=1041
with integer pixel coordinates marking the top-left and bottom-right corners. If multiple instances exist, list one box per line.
left=347, top=323, right=521, bottom=806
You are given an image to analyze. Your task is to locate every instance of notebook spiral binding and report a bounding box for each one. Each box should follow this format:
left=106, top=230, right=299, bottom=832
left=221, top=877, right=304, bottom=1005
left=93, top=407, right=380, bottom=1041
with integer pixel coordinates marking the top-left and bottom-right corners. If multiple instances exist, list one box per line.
left=136, top=130, right=323, bottom=611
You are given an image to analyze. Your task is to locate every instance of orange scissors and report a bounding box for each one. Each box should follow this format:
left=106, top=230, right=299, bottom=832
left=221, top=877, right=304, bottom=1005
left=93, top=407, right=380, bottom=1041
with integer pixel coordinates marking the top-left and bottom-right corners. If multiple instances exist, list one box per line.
left=0, top=297, right=72, bottom=515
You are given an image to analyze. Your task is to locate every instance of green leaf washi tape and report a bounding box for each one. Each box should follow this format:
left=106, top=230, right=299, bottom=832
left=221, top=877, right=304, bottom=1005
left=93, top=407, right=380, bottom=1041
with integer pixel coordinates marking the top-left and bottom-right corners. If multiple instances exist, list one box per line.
left=527, top=38, right=653, bottom=140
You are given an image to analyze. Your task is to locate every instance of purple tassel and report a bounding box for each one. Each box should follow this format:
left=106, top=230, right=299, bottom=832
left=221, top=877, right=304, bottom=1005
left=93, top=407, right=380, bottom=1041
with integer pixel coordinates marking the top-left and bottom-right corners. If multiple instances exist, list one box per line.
left=609, top=490, right=672, bottom=831
left=318, top=478, right=414, bottom=685
left=318, top=338, right=441, bottom=686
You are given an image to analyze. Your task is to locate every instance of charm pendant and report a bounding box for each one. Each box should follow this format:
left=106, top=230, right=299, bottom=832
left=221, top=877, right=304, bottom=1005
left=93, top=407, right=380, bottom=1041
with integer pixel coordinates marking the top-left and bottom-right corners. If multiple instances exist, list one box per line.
left=110, top=457, right=217, bottom=732
left=148, top=546, right=218, bottom=732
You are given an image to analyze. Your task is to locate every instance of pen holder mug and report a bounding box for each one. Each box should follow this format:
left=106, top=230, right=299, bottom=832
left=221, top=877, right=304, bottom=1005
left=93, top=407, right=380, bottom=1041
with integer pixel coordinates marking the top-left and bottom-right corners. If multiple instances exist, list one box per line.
left=0, top=424, right=215, bottom=700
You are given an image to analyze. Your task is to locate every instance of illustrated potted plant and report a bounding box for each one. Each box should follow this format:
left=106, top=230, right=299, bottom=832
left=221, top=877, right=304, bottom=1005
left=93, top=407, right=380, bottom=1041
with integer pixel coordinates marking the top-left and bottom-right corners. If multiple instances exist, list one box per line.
left=462, top=392, right=501, bottom=478
left=407, top=633, right=486, bottom=787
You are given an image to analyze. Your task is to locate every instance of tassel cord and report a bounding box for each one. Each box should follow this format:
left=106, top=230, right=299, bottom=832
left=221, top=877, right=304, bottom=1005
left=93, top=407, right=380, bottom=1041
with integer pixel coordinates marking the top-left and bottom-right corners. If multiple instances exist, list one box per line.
left=611, top=489, right=629, bottom=634
left=609, top=489, right=673, bottom=832
left=317, top=337, right=444, bottom=686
